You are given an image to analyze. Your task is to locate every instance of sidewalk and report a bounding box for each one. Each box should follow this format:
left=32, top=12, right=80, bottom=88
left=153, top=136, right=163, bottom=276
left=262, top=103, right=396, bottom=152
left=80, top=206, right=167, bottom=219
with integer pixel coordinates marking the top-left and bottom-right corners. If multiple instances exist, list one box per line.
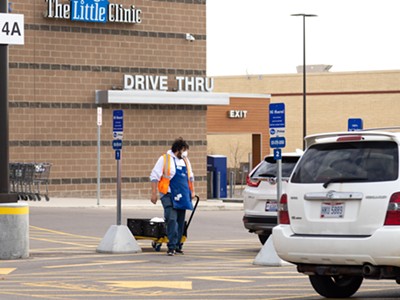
left=26, top=197, right=244, bottom=211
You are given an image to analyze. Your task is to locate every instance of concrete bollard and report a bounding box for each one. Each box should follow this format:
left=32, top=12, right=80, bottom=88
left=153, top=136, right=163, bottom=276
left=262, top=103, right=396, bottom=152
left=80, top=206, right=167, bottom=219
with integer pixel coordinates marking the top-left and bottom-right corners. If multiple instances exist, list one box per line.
left=0, top=202, right=29, bottom=259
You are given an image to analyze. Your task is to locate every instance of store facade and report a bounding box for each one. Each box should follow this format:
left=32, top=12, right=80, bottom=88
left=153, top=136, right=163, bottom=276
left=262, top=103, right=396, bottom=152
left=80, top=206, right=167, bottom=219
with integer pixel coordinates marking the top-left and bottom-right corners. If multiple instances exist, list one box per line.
left=8, top=0, right=225, bottom=199
left=9, top=2, right=400, bottom=200
left=207, top=94, right=271, bottom=170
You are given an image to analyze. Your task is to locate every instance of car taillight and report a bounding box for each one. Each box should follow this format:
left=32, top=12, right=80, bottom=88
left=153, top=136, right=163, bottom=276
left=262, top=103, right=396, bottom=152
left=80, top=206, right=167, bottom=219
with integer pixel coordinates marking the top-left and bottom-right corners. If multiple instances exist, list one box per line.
left=336, top=135, right=363, bottom=142
left=278, top=193, right=290, bottom=224
left=246, top=175, right=260, bottom=187
left=384, top=192, right=400, bottom=225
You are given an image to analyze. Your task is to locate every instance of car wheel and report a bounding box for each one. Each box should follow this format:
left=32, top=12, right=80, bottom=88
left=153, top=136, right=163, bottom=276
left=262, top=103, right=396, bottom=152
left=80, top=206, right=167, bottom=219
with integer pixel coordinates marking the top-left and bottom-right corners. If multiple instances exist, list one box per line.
left=309, top=275, right=363, bottom=298
left=258, top=234, right=269, bottom=245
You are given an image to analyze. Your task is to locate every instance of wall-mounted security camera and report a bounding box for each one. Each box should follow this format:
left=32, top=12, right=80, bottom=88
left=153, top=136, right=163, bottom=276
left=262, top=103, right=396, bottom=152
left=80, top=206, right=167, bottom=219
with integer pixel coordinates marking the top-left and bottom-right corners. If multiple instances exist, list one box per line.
left=185, top=33, right=195, bottom=42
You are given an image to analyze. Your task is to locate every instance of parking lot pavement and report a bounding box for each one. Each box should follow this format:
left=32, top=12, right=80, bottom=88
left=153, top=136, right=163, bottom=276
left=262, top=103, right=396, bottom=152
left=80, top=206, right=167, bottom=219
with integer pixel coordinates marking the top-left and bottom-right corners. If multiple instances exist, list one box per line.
left=3, top=220, right=396, bottom=300
left=26, top=197, right=244, bottom=210
left=1, top=205, right=398, bottom=299
left=0, top=206, right=315, bottom=300
left=2, top=231, right=308, bottom=300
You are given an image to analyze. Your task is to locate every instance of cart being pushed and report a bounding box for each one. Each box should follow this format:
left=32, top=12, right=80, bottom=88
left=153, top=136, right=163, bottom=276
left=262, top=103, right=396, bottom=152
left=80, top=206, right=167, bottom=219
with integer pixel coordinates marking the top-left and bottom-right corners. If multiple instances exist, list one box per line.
left=127, top=195, right=199, bottom=252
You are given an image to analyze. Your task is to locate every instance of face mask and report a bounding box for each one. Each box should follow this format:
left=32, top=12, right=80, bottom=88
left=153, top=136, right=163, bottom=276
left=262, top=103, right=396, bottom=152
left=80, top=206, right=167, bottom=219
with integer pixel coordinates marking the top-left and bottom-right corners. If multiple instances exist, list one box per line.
left=182, top=151, right=188, bottom=157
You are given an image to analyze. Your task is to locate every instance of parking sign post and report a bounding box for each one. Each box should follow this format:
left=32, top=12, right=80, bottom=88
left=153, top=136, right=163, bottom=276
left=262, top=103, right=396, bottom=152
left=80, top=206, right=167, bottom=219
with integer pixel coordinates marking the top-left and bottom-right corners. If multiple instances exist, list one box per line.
left=96, top=108, right=141, bottom=255
left=269, top=103, right=286, bottom=203
left=97, top=107, right=102, bottom=206
left=0, top=1, right=22, bottom=203
left=113, top=110, right=123, bottom=226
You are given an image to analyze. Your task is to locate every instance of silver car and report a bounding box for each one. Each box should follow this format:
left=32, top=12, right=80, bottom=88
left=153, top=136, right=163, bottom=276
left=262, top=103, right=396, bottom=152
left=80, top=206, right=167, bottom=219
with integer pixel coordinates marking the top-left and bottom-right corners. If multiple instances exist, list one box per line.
left=242, top=152, right=301, bottom=244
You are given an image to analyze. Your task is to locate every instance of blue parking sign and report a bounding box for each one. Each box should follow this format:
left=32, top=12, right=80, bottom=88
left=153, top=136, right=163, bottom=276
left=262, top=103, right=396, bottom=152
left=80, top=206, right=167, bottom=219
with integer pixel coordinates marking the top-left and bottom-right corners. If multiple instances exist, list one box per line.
left=274, top=149, right=282, bottom=160
left=269, top=103, right=285, bottom=128
left=348, top=118, right=363, bottom=131
left=270, top=137, right=286, bottom=148
left=113, top=110, right=123, bottom=132
left=112, top=139, right=122, bottom=150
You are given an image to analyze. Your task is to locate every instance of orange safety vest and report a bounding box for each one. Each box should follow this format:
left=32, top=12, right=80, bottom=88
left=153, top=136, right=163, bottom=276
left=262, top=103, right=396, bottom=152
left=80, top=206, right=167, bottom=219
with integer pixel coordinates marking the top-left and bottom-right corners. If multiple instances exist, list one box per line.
left=158, top=154, right=194, bottom=195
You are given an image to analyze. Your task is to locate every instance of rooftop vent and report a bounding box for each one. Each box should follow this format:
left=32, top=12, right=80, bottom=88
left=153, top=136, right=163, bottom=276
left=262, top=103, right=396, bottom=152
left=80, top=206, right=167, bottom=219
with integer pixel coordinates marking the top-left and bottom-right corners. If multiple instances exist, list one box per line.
left=296, top=64, right=332, bottom=73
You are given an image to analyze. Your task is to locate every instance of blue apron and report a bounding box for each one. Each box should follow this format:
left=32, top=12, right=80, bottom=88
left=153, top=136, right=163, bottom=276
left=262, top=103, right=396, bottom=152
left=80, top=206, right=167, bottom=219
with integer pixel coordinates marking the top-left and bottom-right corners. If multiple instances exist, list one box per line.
left=170, top=159, right=193, bottom=210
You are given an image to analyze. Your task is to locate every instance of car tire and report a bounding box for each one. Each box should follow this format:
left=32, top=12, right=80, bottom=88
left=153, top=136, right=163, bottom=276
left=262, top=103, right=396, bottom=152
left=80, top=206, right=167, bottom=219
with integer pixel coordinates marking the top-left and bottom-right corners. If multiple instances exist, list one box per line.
left=309, top=275, right=363, bottom=298
left=258, top=234, right=269, bottom=245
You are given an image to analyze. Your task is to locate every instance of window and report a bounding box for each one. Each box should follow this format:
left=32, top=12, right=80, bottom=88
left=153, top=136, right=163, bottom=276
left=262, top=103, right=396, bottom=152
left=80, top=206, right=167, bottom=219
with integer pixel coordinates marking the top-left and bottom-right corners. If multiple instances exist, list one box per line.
left=291, top=141, right=398, bottom=184
left=252, top=156, right=300, bottom=179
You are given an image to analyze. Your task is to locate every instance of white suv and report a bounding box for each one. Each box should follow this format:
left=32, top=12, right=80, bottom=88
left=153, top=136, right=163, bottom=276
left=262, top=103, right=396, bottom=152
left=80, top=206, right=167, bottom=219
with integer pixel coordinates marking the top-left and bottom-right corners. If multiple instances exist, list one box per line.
left=273, top=129, right=400, bottom=298
left=243, top=152, right=301, bottom=244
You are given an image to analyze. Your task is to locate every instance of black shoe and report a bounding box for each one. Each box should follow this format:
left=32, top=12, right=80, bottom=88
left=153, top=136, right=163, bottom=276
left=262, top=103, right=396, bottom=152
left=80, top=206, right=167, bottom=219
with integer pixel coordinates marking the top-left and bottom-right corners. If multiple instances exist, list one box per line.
left=167, top=249, right=175, bottom=256
left=175, top=249, right=184, bottom=255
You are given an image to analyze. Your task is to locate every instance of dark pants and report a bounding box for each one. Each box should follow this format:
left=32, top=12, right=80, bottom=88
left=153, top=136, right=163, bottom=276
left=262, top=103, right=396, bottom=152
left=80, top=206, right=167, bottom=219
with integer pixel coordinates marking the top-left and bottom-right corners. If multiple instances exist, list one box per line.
left=161, top=193, right=186, bottom=251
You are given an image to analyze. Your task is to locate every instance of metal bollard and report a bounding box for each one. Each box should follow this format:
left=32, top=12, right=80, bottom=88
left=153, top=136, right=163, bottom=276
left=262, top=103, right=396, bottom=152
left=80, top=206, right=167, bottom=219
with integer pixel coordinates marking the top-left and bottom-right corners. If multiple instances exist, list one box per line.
left=208, top=171, right=214, bottom=199
left=216, top=171, right=221, bottom=199
left=0, top=202, right=29, bottom=259
left=229, top=171, right=234, bottom=198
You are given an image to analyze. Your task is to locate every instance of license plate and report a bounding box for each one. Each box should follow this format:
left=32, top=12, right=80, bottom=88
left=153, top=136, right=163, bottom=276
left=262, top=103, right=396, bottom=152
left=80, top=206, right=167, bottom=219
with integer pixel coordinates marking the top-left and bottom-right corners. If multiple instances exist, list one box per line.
left=265, top=201, right=277, bottom=212
left=321, top=202, right=345, bottom=218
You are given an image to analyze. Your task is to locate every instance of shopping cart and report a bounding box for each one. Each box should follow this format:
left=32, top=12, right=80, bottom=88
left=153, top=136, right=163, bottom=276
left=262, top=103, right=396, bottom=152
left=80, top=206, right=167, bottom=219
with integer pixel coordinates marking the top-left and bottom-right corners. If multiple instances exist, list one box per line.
left=9, top=162, right=52, bottom=201
left=33, top=163, right=52, bottom=201
left=9, top=163, right=36, bottom=200
left=9, top=163, right=22, bottom=199
left=127, top=195, right=200, bottom=252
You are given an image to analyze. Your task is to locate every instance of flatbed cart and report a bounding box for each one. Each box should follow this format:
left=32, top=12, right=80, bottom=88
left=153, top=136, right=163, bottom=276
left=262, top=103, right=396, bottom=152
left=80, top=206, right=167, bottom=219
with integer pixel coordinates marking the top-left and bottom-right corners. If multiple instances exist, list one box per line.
left=127, top=195, right=200, bottom=252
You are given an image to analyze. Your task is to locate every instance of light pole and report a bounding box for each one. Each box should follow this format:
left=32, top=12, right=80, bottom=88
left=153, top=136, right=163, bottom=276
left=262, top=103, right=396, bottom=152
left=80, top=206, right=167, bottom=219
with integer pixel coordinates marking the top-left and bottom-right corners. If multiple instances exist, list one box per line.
left=291, top=13, right=317, bottom=150
left=0, top=0, right=17, bottom=203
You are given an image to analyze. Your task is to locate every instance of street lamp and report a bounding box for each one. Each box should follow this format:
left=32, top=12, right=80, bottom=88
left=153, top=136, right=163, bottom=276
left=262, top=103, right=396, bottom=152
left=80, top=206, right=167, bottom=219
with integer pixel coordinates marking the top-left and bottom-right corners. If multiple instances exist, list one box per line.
left=291, top=13, right=317, bottom=150
left=0, top=0, right=17, bottom=203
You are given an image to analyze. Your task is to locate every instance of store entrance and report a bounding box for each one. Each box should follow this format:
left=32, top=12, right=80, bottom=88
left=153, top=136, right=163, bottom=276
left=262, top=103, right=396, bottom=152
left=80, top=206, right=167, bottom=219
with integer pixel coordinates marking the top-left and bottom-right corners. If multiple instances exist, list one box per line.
left=206, top=133, right=262, bottom=198
left=251, top=134, right=261, bottom=169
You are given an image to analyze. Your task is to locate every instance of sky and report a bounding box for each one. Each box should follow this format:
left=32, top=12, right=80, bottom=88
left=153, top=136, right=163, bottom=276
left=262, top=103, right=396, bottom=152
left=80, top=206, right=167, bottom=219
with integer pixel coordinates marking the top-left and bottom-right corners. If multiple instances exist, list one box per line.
left=206, top=0, right=400, bottom=76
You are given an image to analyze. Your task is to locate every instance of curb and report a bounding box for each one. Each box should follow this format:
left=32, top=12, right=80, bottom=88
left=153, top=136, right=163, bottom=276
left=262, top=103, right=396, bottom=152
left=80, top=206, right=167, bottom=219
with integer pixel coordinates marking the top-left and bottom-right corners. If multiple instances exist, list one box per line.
left=25, top=198, right=244, bottom=211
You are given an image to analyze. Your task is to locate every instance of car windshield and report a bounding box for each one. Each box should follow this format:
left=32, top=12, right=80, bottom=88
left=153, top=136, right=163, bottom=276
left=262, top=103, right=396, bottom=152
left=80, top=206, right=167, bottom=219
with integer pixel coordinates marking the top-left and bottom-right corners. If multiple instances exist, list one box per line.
left=251, top=156, right=299, bottom=178
left=291, top=141, right=399, bottom=184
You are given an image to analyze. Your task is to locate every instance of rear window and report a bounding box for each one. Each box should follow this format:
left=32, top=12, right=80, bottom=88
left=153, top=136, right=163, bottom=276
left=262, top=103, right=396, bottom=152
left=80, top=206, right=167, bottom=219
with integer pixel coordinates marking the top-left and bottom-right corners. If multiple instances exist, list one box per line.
left=251, top=156, right=300, bottom=179
left=291, top=141, right=399, bottom=184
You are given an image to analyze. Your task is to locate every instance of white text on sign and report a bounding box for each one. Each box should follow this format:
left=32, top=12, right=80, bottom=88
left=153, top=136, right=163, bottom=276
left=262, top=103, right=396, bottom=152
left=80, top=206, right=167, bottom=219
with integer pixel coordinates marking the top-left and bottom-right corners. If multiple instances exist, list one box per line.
left=270, top=137, right=286, bottom=148
left=228, top=110, right=247, bottom=118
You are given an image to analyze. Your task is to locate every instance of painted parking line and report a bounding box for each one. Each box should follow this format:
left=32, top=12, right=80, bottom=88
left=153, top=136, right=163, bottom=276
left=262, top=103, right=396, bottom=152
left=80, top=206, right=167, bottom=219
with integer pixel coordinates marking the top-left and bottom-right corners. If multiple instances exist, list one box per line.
left=44, top=260, right=145, bottom=269
left=0, top=268, right=15, bottom=275
left=188, top=276, right=252, bottom=283
left=101, top=281, right=192, bottom=289
left=30, top=225, right=101, bottom=241
left=0, top=226, right=323, bottom=298
left=31, top=237, right=98, bottom=248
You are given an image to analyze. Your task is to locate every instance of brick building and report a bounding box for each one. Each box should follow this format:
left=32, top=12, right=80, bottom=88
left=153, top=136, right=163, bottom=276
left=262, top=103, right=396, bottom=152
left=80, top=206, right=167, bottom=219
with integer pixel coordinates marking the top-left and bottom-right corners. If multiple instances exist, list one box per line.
left=212, top=70, right=400, bottom=155
left=8, top=2, right=400, bottom=200
left=8, top=0, right=222, bottom=199
left=207, top=94, right=271, bottom=170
